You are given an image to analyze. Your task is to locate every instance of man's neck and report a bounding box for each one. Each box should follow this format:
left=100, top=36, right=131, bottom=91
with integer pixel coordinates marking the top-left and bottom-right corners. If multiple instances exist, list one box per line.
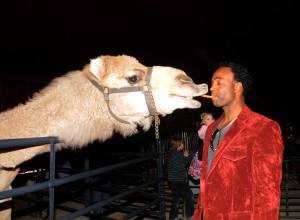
left=221, top=100, right=245, bottom=128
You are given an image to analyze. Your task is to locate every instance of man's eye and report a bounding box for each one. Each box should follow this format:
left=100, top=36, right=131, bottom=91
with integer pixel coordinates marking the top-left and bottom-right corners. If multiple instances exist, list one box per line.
left=126, top=76, right=139, bottom=84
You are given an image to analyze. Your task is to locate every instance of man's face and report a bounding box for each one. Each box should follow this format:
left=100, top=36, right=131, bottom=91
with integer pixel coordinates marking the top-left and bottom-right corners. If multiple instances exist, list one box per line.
left=210, top=67, right=236, bottom=108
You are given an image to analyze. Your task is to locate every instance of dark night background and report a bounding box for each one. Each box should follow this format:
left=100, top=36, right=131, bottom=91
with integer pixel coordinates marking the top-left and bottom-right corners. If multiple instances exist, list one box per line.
left=0, top=3, right=299, bottom=218
left=0, top=0, right=299, bottom=133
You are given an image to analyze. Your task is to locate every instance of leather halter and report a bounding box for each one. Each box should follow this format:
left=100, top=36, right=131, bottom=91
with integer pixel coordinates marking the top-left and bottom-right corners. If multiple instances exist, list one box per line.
left=87, top=67, right=157, bottom=124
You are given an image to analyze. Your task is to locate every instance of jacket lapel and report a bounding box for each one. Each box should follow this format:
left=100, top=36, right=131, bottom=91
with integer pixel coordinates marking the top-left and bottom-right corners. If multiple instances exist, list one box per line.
left=206, top=105, right=252, bottom=180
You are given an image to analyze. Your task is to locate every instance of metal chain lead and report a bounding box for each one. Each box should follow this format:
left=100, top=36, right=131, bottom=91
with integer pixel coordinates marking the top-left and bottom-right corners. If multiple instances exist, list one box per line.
left=149, top=88, right=160, bottom=139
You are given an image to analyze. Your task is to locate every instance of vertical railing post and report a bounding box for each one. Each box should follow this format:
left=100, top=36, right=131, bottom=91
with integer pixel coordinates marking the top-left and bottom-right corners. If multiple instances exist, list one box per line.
left=84, top=156, right=90, bottom=208
left=156, top=138, right=166, bottom=219
left=285, top=160, right=289, bottom=217
left=49, top=139, right=56, bottom=220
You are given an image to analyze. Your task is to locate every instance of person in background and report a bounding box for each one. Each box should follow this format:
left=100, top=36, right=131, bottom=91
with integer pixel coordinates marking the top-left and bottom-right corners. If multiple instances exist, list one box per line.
left=188, top=112, right=215, bottom=182
left=194, top=62, right=284, bottom=219
left=168, top=137, right=194, bottom=220
left=90, top=175, right=111, bottom=215
left=197, top=112, right=215, bottom=161
left=57, top=160, right=72, bottom=178
left=89, top=151, right=113, bottom=216
left=198, top=112, right=215, bottom=141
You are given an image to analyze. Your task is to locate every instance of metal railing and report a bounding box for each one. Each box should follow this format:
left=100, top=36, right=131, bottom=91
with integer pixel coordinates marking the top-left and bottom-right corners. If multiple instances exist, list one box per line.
left=280, top=159, right=300, bottom=219
left=0, top=137, right=166, bottom=219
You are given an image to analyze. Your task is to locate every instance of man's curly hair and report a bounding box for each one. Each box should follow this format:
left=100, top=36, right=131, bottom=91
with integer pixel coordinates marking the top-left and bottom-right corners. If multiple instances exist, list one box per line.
left=219, top=62, right=253, bottom=97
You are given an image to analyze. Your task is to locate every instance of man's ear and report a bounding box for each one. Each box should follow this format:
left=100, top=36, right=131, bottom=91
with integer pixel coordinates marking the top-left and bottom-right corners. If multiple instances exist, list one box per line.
left=234, top=82, right=243, bottom=94
left=90, top=57, right=105, bottom=80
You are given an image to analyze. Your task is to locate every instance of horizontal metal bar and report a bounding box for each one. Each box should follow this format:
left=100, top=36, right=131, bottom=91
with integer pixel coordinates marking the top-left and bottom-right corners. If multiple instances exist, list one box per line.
left=282, top=174, right=300, bottom=177
left=280, top=209, right=300, bottom=212
left=120, top=197, right=162, bottom=220
left=281, top=186, right=300, bottom=189
left=0, top=181, right=50, bottom=200
left=119, top=173, right=160, bottom=179
left=280, top=202, right=300, bottom=205
left=281, top=195, right=300, bottom=199
left=0, top=155, right=155, bottom=200
left=283, top=159, right=300, bottom=162
left=52, top=155, right=155, bottom=187
left=0, top=136, right=59, bottom=148
left=278, top=217, right=300, bottom=219
left=57, top=179, right=160, bottom=220
left=107, top=152, right=159, bottom=157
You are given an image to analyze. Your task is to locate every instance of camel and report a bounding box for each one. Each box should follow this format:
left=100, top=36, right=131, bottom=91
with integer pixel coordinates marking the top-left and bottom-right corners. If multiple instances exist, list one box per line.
left=0, top=55, right=208, bottom=219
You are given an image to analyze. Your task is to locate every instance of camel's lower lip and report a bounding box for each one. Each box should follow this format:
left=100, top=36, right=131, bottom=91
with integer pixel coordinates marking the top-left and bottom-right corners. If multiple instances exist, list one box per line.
left=170, top=94, right=193, bottom=99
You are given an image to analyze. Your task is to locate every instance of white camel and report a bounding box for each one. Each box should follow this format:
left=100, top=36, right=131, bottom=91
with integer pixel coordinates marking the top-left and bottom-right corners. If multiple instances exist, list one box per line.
left=0, top=55, right=208, bottom=219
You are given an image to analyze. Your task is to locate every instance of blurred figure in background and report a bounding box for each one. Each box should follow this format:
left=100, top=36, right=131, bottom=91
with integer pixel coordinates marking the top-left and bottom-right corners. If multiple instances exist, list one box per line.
left=168, top=137, right=194, bottom=220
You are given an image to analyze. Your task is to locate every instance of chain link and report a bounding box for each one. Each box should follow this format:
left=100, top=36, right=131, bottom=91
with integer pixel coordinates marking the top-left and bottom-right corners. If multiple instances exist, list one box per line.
left=149, top=88, right=160, bottom=139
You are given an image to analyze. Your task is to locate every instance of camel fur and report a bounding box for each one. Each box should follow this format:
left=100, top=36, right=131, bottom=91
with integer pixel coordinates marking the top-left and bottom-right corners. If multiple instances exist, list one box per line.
left=0, top=55, right=208, bottom=219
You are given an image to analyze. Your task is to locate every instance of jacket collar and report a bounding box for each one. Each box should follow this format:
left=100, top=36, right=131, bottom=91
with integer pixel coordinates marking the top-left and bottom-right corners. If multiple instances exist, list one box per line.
left=204, top=105, right=252, bottom=179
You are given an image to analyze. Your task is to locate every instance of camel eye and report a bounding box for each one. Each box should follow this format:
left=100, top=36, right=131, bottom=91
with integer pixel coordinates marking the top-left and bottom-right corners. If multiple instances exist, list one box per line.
left=125, top=69, right=144, bottom=85
left=126, top=75, right=140, bottom=84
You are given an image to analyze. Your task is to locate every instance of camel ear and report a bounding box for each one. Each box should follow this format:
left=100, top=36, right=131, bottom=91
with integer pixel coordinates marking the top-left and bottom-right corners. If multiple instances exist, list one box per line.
left=90, top=57, right=105, bottom=80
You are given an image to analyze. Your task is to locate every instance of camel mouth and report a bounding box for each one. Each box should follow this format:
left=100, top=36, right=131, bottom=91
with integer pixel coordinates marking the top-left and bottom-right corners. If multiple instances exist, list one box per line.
left=170, top=94, right=192, bottom=98
left=169, top=90, right=207, bottom=107
left=170, top=94, right=197, bottom=101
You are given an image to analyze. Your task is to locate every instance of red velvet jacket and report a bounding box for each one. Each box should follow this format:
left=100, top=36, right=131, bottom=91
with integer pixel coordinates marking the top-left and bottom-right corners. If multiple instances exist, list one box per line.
left=194, top=105, right=284, bottom=219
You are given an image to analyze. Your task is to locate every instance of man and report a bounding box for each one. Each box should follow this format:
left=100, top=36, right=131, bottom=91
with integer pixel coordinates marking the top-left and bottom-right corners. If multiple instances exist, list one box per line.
left=194, top=62, right=284, bottom=219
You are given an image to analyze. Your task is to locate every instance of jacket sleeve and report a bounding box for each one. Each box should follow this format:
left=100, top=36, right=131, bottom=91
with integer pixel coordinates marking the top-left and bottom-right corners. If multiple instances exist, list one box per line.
left=252, top=120, right=284, bottom=218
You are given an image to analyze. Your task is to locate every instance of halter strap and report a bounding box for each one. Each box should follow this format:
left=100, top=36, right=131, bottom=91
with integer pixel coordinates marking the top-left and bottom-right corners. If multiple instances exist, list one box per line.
left=87, top=67, right=157, bottom=124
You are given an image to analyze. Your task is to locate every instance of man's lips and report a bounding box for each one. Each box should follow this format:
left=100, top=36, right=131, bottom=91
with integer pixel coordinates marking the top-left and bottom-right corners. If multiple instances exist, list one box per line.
left=211, top=94, right=217, bottom=99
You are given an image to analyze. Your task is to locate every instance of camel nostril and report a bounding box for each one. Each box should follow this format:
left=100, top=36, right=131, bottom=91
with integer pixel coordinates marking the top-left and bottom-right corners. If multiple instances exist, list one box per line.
left=178, top=75, right=193, bottom=84
left=198, top=84, right=208, bottom=93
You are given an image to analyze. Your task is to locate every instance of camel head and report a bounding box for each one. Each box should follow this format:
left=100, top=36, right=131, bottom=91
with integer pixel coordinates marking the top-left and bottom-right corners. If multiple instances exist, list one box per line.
left=86, top=55, right=208, bottom=122
left=148, top=66, right=208, bottom=116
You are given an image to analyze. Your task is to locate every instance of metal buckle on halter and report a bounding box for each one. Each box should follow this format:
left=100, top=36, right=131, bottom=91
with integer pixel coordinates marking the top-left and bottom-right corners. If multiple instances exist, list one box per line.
left=142, top=85, right=149, bottom=93
left=103, top=88, right=109, bottom=102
